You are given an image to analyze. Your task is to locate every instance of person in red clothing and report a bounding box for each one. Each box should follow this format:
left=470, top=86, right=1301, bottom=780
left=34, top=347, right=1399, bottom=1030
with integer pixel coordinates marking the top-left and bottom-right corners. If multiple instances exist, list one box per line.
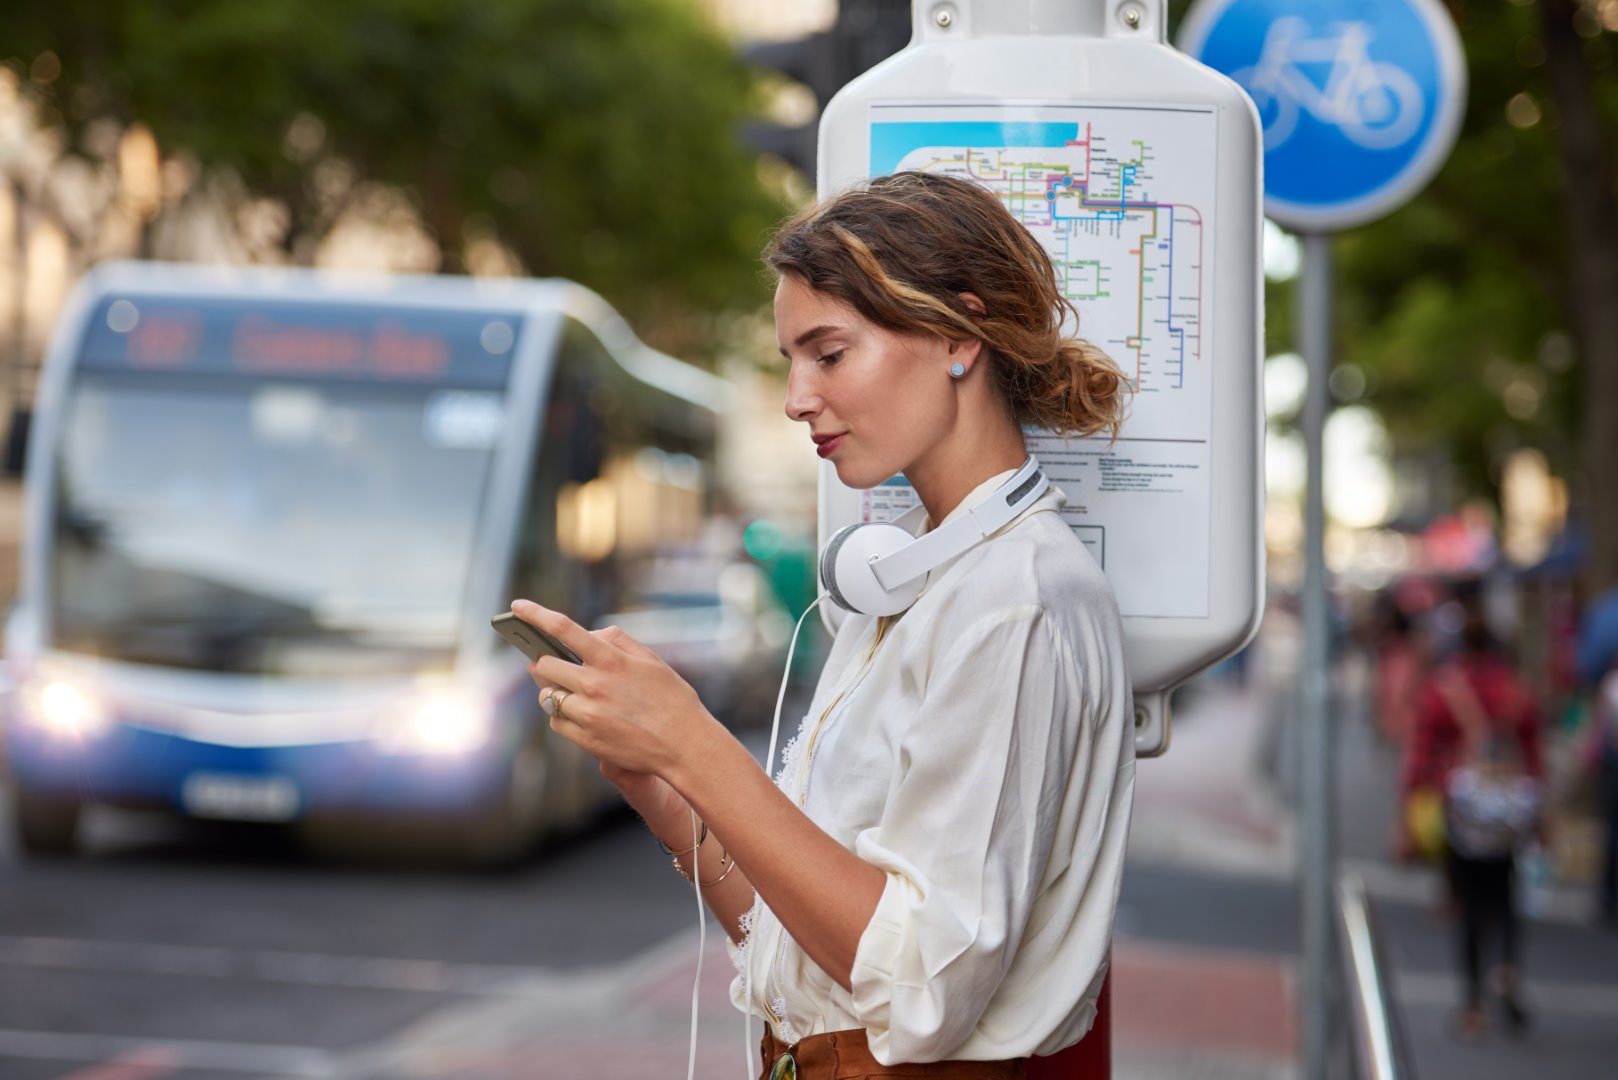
left=1403, top=615, right=1543, bottom=800
left=1374, top=588, right=1438, bottom=861
left=1402, top=598, right=1543, bottom=1040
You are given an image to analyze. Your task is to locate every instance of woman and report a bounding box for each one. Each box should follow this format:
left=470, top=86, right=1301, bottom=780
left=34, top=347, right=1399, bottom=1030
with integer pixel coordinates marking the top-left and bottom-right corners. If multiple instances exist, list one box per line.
left=510, top=171, right=1136, bottom=1077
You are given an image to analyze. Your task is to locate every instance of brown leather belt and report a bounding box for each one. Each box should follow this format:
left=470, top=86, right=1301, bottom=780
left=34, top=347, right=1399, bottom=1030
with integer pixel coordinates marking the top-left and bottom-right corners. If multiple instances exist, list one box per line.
left=758, top=1028, right=1024, bottom=1079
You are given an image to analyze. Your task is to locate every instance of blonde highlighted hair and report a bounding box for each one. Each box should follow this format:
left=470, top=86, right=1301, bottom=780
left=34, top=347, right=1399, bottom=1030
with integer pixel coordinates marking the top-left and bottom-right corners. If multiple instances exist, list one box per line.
left=766, top=171, right=1128, bottom=440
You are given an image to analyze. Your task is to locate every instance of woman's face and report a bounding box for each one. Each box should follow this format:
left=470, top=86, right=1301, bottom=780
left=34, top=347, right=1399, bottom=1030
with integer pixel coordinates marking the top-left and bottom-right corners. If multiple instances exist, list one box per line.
left=775, top=274, right=959, bottom=491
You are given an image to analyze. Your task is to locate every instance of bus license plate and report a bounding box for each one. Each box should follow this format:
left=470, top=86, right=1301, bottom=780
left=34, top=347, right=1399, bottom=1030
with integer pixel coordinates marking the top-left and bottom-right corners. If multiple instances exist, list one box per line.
left=181, top=772, right=301, bottom=822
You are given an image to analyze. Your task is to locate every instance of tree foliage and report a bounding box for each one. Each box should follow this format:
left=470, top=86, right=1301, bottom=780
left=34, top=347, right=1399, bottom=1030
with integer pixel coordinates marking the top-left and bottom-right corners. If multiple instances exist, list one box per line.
left=1331, top=2, right=1610, bottom=491
left=1168, top=0, right=1618, bottom=585
left=1, top=0, right=787, bottom=349
left=1329, top=0, right=1618, bottom=587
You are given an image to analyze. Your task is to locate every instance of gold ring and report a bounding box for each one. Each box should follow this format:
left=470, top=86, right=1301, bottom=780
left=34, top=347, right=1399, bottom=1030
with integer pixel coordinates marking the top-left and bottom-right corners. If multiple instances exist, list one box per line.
left=543, top=688, right=571, bottom=720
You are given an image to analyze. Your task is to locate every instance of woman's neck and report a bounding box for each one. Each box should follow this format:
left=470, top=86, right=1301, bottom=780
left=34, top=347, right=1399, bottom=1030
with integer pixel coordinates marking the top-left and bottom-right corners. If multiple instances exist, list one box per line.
left=905, top=374, right=1030, bottom=525
left=907, top=436, right=1029, bottom=526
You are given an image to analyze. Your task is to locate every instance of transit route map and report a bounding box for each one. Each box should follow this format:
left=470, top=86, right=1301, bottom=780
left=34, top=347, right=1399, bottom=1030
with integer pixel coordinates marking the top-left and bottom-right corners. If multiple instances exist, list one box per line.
left=862, top=101, right=1221, bottom=618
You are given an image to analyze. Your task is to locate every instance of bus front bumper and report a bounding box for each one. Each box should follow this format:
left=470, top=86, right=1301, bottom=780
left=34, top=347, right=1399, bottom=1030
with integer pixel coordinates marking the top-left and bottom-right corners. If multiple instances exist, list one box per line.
left=4, top=722, right=518, bottom=820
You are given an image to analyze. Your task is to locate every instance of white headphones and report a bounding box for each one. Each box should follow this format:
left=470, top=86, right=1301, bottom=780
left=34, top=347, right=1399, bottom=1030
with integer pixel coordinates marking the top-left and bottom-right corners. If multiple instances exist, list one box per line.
left=819, top=456, right=1049, bottom=617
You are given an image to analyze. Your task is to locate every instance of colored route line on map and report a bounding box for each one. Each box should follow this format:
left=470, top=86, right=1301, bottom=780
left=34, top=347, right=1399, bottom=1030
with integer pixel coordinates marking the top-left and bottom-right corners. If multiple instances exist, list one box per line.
left=906, top=123, right=1203, bottom=392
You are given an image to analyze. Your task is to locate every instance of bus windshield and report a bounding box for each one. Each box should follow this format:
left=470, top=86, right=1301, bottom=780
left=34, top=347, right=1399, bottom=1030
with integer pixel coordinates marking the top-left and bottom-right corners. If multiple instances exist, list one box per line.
left=50, top=367, right=508, bottom=679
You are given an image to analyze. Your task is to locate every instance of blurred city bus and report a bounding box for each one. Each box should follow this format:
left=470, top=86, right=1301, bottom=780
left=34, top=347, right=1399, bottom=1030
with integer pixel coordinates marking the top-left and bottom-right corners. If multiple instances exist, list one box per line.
left=2, top=262, right=781, bottom=863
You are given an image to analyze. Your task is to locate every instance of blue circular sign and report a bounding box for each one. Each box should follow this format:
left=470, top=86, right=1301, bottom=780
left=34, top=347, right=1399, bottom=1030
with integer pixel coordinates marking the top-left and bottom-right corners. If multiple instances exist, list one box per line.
left=1180, top=0, right=1466, bottom=232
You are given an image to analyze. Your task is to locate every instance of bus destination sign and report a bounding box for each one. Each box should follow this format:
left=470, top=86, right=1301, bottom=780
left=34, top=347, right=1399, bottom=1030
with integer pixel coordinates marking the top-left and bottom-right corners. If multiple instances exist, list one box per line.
left=78, top=297, right=523, bottom=390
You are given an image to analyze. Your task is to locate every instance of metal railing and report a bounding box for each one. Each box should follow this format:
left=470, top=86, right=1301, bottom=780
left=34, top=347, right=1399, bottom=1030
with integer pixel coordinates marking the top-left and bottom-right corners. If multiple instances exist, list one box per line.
left=1335, top=873, right=1418, bottom=1080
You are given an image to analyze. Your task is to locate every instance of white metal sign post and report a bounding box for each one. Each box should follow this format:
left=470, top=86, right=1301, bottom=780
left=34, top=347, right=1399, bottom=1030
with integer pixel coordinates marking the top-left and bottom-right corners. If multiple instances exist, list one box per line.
left=1181, top=1, right=1465, bottom=1077
left=816, top=0, right=1266, bottom=765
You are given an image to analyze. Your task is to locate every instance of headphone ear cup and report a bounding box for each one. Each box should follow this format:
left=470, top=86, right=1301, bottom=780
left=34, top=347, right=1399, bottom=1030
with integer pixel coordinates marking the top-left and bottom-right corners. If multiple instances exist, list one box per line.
left=820, top=522, right=927, bottom=616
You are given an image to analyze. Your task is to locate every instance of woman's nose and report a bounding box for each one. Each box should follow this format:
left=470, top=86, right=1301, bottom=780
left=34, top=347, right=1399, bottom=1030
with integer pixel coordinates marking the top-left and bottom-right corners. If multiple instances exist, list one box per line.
left=783, top=365, right=820, bottom=423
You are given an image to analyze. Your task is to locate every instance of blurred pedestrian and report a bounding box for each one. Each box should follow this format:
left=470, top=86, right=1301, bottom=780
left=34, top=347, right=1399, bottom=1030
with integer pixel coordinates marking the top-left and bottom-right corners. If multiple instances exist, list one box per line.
left=1377, top=593, right=1435, bottom=860
left=1443, top=731, right=1541, bottom=1039
left=510, top=171, right=1135, bottom=1077
left=1403, top=603, right=1543, bottom=1039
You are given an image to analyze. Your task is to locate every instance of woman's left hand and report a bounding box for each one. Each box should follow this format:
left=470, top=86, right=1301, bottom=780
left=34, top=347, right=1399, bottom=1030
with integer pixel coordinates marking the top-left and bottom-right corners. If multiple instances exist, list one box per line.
left=509, top=598, right=715, bottom=779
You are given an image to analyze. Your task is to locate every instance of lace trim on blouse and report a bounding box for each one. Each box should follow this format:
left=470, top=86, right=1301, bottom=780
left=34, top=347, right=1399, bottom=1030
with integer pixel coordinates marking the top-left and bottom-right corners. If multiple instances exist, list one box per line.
left=729, top=712, right=812, bottom=997
left=740, top=621, right=891, bottom=1036
left=774, top=718, right=810, bottom=796
left=730, top=902, right=759, bottom=977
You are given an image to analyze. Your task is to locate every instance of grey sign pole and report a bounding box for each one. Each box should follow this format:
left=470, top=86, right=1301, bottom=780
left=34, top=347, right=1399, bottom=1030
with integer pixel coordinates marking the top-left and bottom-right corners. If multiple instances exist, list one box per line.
left=1299, top=231, right=1335, bottom=1080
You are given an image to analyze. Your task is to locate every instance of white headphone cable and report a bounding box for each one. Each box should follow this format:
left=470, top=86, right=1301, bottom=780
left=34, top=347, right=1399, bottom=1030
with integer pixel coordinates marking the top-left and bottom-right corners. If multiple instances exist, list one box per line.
left=686, top=806, right=704, bottom=1080
left=677, top=594, right=829, bottom=1080
left=747, top=594, right=829, bottom=1079
left=767, top=595, right=830, bottom=802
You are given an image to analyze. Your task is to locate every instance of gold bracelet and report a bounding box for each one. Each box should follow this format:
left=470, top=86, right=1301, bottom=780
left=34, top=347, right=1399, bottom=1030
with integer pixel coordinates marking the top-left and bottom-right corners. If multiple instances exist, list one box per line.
left=674, top=849, right=738, bottom=888
left=657, top=821, right=707, bottom=857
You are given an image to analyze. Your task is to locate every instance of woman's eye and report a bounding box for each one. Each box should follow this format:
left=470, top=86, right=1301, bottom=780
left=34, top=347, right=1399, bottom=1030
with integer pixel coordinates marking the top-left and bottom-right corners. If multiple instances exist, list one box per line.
left=816, top=349, right=845, bottom=366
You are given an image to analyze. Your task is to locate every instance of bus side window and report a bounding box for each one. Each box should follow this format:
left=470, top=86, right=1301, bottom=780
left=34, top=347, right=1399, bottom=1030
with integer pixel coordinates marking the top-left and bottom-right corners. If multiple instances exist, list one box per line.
left=507, top=321, right=615, bottom=628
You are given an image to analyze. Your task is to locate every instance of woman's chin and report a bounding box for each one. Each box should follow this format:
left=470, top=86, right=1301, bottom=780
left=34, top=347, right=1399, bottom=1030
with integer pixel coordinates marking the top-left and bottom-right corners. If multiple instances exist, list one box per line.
left=831, top=460, right=895, bottom=492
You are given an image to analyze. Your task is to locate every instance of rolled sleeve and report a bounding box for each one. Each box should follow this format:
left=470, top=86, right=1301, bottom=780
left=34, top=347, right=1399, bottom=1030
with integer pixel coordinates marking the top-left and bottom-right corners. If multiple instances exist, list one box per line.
left=847, top=605, right=1078, bottom=1063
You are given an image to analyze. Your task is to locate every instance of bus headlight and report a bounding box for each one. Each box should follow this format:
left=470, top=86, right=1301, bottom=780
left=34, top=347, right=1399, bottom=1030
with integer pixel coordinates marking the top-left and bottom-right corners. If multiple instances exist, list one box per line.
left=377, top=690, right=490, bottom=755
left=29, top=680, right=110, bottom=739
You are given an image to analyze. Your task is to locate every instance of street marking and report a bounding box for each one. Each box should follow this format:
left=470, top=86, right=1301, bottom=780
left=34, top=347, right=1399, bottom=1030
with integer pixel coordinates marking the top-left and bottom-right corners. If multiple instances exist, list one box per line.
left=49, top=1045, right=181, bottom=1080
left=0, top=935, right=561, bottom=996
left=0, top=1030, right=332, bottom=1077
left=0, top=931, right=715, bottom=1080
left=321, top=930, right=721, bottom=1079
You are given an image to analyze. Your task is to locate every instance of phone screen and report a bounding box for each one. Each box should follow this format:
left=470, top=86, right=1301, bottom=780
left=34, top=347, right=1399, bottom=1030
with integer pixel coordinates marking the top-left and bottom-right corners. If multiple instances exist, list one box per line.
left=490, top=612, right=583, bottom=664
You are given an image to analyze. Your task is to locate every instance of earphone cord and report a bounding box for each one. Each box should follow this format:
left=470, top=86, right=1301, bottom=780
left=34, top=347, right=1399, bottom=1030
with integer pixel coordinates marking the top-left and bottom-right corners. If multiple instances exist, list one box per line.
left=667, top=593, right=822, bottom=1080
left=686, top=806, right=704, bottom=1080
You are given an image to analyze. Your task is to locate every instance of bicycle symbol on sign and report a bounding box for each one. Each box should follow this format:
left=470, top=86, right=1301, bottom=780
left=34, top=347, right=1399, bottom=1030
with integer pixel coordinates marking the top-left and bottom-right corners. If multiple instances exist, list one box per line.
left=1232, top=17, right=1424, bottom=152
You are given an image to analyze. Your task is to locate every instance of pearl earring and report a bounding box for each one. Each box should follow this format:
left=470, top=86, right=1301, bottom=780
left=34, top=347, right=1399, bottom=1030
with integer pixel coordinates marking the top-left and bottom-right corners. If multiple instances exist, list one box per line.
left=949, top=362, right=966, bottom=379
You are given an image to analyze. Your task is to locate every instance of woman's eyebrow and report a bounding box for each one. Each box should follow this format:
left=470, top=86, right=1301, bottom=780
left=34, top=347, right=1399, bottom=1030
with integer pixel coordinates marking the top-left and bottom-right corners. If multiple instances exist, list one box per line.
left=779, top=324, right=845, bottom=357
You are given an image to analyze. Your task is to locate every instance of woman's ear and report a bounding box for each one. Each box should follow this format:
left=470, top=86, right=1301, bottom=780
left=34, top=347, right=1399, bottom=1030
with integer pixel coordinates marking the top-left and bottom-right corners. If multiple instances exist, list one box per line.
left=947, top=294, right=987, bottom=365
left=946, top=334, right=984, bottom=365
left=944, top=296, right=983, bottom=367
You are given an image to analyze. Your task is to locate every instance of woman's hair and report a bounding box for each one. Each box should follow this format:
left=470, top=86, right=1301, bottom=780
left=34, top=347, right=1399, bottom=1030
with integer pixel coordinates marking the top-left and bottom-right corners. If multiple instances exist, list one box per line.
left=765, top=171, right=1129, bottom=439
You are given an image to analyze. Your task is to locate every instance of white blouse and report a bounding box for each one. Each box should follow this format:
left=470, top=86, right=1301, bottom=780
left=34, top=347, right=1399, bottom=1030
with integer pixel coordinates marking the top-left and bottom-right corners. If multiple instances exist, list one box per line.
left=728, top=468, right=1137, bottom=1065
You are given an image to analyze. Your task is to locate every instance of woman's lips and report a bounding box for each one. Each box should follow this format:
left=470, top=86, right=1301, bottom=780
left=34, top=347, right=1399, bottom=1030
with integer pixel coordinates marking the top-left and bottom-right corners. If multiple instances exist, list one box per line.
left=815, top=434, right=846, bottom=459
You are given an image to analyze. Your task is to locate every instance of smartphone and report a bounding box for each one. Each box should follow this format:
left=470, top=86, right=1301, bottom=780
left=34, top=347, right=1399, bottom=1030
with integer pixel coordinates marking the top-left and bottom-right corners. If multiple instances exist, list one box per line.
left=491, top=611, right=583, bottom=664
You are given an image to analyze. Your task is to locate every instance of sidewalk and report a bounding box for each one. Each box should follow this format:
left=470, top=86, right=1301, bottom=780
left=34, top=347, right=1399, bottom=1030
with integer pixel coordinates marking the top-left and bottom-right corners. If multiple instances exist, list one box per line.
left=1128, top=679, right=1295, bottom=882
left=1119, top=677, right=1298, bottom=1080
